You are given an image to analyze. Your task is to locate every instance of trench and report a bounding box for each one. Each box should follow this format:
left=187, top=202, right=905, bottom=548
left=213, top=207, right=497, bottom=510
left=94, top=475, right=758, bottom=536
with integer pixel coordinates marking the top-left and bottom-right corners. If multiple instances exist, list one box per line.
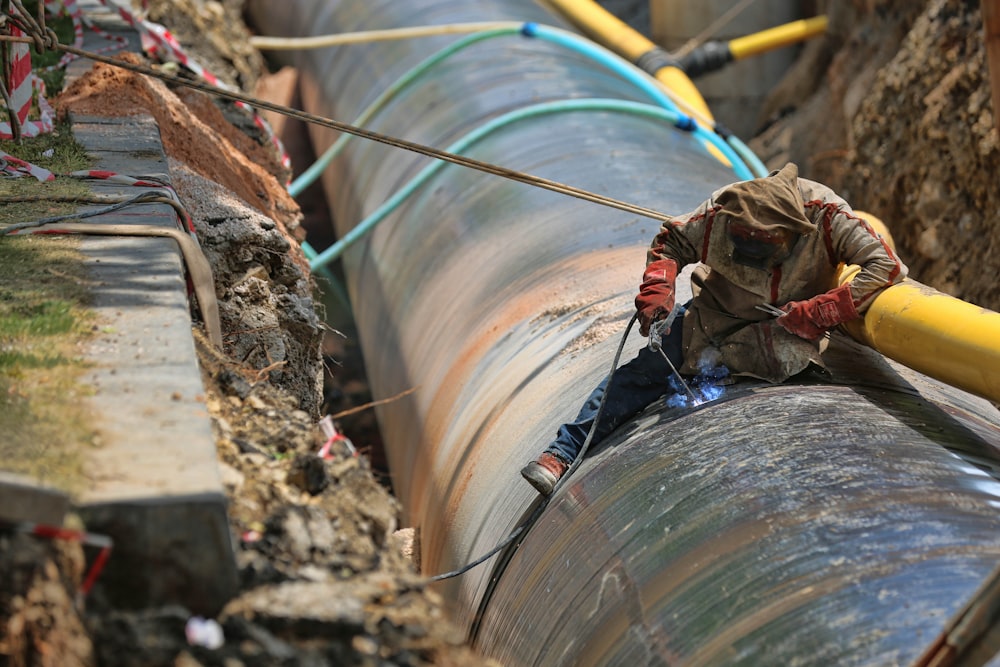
left=245, top=1, right=1000, bottom=665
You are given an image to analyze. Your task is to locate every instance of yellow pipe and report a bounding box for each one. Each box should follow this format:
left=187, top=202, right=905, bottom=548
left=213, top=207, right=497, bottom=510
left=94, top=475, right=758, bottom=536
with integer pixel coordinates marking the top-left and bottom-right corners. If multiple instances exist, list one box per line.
left=728, top=15, right=828, bottom=61
left=839, top=213, right=1000, bottom=404
left=842, top=278, right=1000, bottom=404
left=543, top=0, right=714, bottom=121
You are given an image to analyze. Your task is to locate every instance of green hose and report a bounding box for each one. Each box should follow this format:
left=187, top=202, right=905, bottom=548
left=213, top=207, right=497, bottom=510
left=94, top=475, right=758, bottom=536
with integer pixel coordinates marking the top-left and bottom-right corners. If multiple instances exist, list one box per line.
left=310, top=97, right=708, bottom=270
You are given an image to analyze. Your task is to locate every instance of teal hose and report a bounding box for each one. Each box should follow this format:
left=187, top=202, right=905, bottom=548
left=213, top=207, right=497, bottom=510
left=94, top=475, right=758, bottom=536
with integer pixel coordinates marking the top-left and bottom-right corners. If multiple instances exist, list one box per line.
left=727, top=133, right=769, bottom=177
left=296, top=22, right=767, bottom=273
left=521, top=23, right=753, bottom=179
left=288, top=27, right=516, bottom=198
left=290, top=22, right=759, bottom=200
left=311, top=97, right=722, bottom=271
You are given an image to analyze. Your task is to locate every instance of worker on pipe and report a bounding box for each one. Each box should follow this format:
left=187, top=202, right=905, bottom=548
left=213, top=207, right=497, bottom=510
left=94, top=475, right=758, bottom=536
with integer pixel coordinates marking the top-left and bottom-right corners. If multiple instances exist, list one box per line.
left=521, top=163, right=908, bottom=496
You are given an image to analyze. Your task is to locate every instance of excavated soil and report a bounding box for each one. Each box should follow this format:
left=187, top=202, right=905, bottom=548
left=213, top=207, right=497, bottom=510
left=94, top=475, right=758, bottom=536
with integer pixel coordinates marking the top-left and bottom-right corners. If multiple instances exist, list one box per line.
left=3, top=0, right=1000, bottom=665
left=2, top=10, right=490, bottom=667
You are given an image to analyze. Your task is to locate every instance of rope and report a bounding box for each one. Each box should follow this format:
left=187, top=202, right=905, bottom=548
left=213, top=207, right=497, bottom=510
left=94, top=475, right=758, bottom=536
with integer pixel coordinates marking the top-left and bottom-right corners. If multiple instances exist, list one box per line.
left=669, top=0, right=757, bottom=60
left=309, top=97, right=737, bottom=271
left=25, top=40, right=674, bottom=225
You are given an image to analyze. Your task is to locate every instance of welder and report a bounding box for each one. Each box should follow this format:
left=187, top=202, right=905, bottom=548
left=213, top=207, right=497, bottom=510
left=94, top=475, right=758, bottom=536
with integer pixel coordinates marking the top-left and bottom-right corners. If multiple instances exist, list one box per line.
left=521, top=162, right=908, bottom=495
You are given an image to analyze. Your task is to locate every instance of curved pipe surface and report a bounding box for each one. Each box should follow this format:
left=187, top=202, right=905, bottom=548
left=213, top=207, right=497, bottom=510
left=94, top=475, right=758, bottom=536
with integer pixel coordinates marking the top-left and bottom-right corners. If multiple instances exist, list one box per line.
left=248, top=1, right=1000, bottom=664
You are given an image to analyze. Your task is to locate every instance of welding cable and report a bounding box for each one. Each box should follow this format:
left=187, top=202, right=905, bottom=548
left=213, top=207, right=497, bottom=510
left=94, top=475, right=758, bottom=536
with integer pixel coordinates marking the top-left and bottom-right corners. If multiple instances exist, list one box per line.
left=2, top=35, right=759, bottom=269
left=426, top=311, right=638, bottom=583
left=290, top=21, right=767, bottom=273
left=0, top=190, right=175, bottom=233
left=308, top=97, right=748, bottom=271
left=4, top=26, right=761, bottom=234
left=0, top=191, right=193, bottom=234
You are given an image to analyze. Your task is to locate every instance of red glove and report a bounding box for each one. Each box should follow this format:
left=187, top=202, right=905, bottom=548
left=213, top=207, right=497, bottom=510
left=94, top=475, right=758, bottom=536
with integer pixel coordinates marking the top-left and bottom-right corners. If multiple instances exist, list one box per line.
left=635, top=259, right=677, bottom=336
left=776, top=283, right=860, bottom=341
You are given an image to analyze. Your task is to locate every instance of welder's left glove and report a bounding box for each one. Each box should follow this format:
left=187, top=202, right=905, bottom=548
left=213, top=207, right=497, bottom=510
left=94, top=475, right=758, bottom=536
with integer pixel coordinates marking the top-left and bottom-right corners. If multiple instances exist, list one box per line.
left=776, top=283, right=860, bottom=341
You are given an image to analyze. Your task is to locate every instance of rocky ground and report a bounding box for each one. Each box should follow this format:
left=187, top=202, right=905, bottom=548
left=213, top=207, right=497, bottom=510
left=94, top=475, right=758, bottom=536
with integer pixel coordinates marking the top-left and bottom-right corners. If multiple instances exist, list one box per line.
left=2, top=0, right=999, bottom=665
left=749, top=0, right=1000, bottom=311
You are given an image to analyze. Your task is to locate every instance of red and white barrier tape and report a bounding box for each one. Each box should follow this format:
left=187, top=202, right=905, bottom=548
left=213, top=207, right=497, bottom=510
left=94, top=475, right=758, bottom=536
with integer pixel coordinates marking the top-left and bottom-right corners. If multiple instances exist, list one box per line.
left=67, top=169, right=197, bottom=235
left=3, top=1, right=288, bottom=177
left=42, top=0, right=128, bottom=71
left=0, top=23, right=54, bottom=140
left=1, top=149, right=55, bottom=181
left=317, top=415, right=357, bottom=459
left=2, top=520, right=113, bottom=595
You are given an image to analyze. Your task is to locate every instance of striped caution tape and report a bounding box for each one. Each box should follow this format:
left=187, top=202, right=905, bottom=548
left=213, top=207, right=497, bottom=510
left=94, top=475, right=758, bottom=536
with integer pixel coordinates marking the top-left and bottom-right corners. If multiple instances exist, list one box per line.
left=3, top=1, right=287, bottom=178
left=0, top=22, right=54, bottom=140
left=1, top=520, right=113, bottom=596
left=41, top=0, right=128, bottom=71
left=0, top=149, right=55, bottom=181
left=67, top=169, right=196, bottom=234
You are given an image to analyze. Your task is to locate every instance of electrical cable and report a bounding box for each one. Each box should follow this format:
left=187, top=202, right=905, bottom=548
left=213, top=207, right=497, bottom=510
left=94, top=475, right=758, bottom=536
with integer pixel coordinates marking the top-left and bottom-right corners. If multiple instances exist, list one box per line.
left=425, top=312, right=638, bottom=582
left=0, top=190, right=170, bottom=233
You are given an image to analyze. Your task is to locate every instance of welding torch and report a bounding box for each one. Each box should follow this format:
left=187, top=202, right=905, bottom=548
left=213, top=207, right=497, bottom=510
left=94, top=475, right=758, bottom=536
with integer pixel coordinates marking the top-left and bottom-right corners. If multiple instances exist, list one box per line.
left=648, top=306, right=699, bottom=404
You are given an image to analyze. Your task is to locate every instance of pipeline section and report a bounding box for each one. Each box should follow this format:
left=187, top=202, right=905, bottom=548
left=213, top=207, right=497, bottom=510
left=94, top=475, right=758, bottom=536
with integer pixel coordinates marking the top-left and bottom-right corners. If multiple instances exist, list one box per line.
left=248, top=1, right=1000, bottom=664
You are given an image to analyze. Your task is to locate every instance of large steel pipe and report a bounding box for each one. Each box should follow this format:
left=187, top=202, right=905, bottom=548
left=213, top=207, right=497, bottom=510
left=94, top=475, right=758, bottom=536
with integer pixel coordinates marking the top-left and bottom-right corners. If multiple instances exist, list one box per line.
left=248, top=1, right=1000, bottom=664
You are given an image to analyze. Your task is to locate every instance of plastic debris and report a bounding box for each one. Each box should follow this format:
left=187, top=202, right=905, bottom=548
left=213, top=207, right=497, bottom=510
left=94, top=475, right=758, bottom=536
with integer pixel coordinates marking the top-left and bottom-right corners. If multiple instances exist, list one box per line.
left=317, top=415, right=357, bottom=458
left=185, top=616, right=224, bottom=649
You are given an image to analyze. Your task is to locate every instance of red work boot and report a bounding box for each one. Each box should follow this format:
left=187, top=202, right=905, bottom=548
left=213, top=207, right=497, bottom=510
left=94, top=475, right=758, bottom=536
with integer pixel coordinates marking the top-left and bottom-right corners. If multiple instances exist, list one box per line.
left=520, top=452, right=570, bottom=496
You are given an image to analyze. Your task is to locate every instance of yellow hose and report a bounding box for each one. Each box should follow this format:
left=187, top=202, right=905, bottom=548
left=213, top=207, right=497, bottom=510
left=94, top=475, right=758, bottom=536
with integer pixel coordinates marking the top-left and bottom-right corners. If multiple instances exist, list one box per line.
left=842, top=277, right=1000, bottom=404
left=728, top=16, right=828, bottom=61
left=249, top=21, right=523, bottom=49
left=840, top=213, right=1000, bottom=404
left=543, top=0, right=714, bottom=121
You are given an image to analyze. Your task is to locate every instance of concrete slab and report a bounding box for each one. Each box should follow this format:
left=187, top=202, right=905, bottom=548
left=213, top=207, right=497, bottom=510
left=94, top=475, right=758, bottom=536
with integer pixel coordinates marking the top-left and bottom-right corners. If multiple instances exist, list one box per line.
left=45, top=4, right=240, bottom=615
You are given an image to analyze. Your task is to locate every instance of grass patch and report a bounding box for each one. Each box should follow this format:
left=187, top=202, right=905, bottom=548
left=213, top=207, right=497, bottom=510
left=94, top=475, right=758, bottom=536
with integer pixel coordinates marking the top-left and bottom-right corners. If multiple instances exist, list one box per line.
left=0, top=87, right=100, bottom=494
left=0, top=228, right=97, bottom=495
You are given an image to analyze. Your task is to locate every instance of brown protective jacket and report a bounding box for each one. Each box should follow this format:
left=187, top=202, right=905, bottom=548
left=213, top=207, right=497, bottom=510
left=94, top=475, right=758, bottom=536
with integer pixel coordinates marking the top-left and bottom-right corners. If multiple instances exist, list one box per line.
left=647, top=164, right=907, bottom=382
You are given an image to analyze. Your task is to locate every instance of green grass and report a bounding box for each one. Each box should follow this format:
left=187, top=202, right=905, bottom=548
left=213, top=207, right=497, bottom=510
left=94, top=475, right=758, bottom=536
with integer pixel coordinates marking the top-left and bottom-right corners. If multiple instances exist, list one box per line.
left=0, top=119, right=98, bottom=493
left=0, top=235, right=97, bottom=493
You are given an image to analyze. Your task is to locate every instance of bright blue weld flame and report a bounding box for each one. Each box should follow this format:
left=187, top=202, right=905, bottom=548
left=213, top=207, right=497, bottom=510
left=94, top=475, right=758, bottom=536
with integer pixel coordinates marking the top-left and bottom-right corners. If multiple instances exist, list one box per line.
left=663, top=362, right=729, bottom=408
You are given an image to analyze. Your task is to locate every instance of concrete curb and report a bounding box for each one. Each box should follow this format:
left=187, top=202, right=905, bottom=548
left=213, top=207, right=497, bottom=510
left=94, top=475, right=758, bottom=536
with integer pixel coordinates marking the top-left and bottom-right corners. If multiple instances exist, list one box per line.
left=2, top=1, right=237, bottom=614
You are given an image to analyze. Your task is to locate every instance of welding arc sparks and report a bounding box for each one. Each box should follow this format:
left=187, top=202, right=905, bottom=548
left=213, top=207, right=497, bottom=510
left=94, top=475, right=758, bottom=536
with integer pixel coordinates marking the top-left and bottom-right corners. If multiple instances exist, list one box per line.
left=664, top=366, right=729, bottom=408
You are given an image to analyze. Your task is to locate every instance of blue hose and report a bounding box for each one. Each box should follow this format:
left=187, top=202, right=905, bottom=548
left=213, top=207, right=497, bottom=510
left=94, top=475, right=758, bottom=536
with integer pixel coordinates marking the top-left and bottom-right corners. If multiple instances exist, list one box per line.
left=299, top=22, right=767, bottom=271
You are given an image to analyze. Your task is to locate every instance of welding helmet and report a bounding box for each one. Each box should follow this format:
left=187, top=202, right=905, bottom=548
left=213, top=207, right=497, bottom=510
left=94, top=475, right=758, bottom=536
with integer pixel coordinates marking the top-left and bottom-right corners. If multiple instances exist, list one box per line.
left=716, top=162, right=815, bottom=270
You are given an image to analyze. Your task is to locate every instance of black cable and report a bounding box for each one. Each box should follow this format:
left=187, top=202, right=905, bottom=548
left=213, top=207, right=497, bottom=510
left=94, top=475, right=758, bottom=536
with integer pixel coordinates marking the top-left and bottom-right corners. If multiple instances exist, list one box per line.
left=426, top=311, right=639, bottom=583
left=0, top=190, right=166, bottom=235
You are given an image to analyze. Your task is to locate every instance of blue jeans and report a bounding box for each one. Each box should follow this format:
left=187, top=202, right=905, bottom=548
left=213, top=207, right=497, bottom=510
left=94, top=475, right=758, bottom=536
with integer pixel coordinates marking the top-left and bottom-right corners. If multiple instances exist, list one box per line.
left=545, top=314, right=686, bottom=464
